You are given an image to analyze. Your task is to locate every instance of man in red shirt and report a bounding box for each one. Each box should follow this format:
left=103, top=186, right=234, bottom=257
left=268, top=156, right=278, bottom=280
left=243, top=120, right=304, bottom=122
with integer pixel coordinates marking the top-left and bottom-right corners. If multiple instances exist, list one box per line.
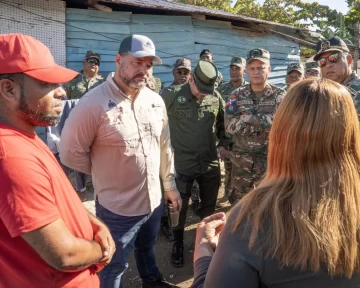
left=0, top=33, right=115, bottom=288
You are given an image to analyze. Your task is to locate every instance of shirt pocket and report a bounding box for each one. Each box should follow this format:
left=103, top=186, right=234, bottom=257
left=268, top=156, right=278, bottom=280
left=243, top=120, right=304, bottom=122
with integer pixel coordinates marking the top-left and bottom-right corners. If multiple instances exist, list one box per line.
left=149, top=103, right=165, bottom=138
left=258, top=100, right=276, bottom=114
left=100, top=107, right=138, bottom=146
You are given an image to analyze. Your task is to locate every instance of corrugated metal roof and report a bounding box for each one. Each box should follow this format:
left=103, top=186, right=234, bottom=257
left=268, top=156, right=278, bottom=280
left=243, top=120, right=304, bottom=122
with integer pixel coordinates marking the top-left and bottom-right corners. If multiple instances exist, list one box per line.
left=101, top=0, right=301, bottom=30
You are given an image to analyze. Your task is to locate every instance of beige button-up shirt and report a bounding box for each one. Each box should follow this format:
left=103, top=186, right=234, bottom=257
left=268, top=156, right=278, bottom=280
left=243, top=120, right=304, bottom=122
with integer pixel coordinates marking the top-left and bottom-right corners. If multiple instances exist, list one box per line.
left=60, top=73, right=176, bottom=216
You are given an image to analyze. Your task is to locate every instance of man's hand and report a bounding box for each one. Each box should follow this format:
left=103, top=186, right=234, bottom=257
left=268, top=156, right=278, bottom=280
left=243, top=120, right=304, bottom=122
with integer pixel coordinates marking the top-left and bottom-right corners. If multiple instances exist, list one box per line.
left=164, top=189, right=182, bottom=212
left=94, top=225, right=116, bottom=264
left=217, top=146, right=228, bottom=161
left=87, top=212, right=116, bottom=265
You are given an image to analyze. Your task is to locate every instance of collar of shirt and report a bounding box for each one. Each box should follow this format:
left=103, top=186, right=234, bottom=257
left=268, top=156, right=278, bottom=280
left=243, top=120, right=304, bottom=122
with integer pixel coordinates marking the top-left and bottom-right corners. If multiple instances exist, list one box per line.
left=342, top=71, right=358, bottom=86
left=106, top=72, right=140, bottom=102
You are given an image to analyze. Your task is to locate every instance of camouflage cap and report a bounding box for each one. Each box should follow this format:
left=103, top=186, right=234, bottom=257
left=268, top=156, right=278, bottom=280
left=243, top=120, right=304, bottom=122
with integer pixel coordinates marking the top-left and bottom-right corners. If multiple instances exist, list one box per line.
left=85, top=50, right=101, bottom=62
left=305, top=61, right=320, bottom=71
left=193, top=60, right=218, bottom=95
left=287, top=62, right=304, bottom=75
left=230, top=56, right=246, bottom=68
left=313, top=36, right=349, bottom=61
left=174, top=58, right=191, bottom=71
left=246, top=48, right=270, bottom=65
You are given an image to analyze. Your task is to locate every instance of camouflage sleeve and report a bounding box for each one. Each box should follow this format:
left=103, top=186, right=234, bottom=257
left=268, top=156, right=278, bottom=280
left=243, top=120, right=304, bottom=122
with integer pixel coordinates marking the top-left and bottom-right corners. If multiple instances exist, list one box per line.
left=224, top=90, right=253, bottom=136
left=215, top=93, right=231, bottom=149
left=246, top=89, right=286, bottom=129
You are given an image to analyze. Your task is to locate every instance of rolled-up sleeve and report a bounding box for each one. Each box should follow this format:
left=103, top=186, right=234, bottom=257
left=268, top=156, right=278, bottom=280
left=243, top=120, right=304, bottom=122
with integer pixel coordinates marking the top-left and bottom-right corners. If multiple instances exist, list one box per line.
left=159, top=107, right=177, bottom=192
left=59, top=101, right=99, bottom=175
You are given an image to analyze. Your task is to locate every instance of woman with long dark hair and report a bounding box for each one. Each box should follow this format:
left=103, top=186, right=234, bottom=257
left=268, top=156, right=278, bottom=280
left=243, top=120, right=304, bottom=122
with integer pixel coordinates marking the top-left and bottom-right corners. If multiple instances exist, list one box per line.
left=192, top=79, right=360, bottom=287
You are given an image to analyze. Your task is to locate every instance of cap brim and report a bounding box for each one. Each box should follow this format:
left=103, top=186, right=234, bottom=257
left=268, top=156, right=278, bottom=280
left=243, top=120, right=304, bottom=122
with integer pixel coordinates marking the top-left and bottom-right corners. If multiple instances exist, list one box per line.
left=287, top=69, right=303, bottom=75
left=86, top=56, right=101, bottom=62
left=194, top=75, right=214, bottom=95
left=313, top=49, right=343, bottom=61
left=174, top=66, right=191, bottom=71
left=246, top=57, right=270, bottom=65
left=229, top=64, right=244, bottom=68
left=24, top=65, right=79, bottom=84
left=129, top=51, right=162, bottom=64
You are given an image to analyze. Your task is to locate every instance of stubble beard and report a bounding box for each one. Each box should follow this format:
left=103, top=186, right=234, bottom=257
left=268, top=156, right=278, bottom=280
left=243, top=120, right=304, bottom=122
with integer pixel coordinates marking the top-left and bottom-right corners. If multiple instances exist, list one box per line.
left=16, top=89, right=60, bottom=127
left=119, top=62, right=146, bottom=90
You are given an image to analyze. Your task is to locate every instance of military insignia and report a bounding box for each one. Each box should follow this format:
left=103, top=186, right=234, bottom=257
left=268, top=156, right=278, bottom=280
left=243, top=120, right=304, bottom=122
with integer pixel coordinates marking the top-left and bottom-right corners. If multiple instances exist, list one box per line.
left=108, top=100, right=116, bottom=109
left=250, top=49, right=261, bottom=58
left=244, top=89, right=251, bottom=97
left=177, top=96, right=186, bottom=103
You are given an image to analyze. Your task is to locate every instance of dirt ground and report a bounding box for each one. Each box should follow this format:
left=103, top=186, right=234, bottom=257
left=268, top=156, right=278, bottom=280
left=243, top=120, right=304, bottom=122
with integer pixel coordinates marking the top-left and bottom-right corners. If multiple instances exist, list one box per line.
left=79, top=163, right=230, bottom=288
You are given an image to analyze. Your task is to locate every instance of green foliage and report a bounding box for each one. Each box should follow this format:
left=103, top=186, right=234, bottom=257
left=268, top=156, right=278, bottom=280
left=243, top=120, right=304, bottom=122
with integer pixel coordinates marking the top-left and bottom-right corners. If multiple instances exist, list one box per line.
left=175, top=0, right=232, bottom=11
left=175, top=0, right=359, bottom=43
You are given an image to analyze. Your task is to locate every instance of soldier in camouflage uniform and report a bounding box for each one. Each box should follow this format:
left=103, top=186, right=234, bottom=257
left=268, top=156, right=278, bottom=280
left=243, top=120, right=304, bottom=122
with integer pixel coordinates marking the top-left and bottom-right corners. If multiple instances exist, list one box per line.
left=225, top=48, right=286, bottom=205
left=63, top=50, right=105, bottom=201
left=162, top=60, right=230, bottom=267
left=146, top=75, right=162, bottom=93
left=63, top=50, right=105, bottom=100
left=314, top=36, right=360, bottom=112
left=305, top=61, right=321, bottom=79
left=161, top=58, right=192, bottom=92
left=217, top=56, right=248, bottom=201
left=200, top=49, right=224, bottom=88
left=285, top=62, right=304, bottom=91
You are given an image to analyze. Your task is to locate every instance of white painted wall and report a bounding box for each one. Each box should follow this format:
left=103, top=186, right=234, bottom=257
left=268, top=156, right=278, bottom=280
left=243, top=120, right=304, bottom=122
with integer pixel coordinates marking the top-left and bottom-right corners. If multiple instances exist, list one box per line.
left=0, top=0, right=66, bottom=66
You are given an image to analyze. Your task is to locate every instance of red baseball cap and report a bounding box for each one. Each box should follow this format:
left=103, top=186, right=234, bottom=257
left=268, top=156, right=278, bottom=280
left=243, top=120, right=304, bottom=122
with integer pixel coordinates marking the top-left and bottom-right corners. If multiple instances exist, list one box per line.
left=0, top=33, right=78, bottom=83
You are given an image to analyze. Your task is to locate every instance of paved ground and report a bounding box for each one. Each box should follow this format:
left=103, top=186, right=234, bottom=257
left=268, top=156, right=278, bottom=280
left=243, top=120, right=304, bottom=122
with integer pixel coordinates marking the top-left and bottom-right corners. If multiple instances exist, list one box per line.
left=80, top=163, right=230, bottom=288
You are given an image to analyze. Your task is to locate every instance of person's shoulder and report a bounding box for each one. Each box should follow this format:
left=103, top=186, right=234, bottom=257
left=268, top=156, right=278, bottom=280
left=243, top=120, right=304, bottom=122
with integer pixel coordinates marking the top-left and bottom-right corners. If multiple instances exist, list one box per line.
left=268, top=83, right=286, bottom=95
left=162, top=83, right=188, bottom=97
left=218, top=81, right=231, bottom=90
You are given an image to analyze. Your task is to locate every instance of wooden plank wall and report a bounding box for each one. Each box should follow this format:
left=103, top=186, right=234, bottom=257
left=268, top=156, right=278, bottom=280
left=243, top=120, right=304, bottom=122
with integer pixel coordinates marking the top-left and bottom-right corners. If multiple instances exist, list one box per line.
left=66, top=8, right=300, bottom=88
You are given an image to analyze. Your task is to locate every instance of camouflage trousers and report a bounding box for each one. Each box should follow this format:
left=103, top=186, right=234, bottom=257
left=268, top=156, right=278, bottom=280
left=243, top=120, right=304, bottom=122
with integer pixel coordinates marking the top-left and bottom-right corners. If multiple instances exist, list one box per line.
left=228, top=153, right=267, bottom=205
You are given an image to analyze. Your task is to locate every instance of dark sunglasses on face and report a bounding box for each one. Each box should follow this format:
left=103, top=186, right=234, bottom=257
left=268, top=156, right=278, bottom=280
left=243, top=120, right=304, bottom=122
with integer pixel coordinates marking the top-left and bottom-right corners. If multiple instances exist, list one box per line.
left=87, top=58, right=100, bottom=66
left=316, top=53, right=340, bottom=67
left=306, top=71, right=319, bottom=76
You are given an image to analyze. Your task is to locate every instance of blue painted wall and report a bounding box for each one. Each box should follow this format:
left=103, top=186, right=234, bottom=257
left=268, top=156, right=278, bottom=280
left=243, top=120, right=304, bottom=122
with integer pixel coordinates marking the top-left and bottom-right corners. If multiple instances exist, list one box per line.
left=66, top=8, right=300, bottom=88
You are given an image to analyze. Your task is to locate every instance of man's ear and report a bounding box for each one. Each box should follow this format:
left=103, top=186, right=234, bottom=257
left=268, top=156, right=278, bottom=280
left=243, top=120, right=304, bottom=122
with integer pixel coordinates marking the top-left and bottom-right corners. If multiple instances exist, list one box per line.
left=268, top=66, right=272, bottom=73
left=347, top=54, right=353, bottom=67
left=0, top=79, right=20, bottom=103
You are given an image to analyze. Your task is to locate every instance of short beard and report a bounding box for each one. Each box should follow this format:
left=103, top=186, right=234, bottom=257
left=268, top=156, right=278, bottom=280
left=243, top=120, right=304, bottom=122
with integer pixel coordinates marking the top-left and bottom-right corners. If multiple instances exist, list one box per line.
left=16, top=88, right=60, bottom=127
left=119, top=62, right=146, bottom=90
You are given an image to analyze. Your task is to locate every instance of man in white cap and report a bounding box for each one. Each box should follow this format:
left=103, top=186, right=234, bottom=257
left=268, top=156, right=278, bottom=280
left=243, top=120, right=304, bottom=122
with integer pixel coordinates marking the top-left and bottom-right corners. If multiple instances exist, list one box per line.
left=60, top=34, right=181, bottom=288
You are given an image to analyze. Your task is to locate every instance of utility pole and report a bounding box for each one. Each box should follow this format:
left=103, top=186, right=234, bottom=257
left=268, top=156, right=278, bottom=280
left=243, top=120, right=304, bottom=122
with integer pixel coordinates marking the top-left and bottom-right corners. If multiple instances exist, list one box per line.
left=353, top=22, right=360, bottom=72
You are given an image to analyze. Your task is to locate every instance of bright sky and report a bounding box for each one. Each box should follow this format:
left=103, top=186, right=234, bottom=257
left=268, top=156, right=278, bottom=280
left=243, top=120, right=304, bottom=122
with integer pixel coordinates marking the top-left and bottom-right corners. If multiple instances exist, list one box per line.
left=232, top=0, right=349, bottom=14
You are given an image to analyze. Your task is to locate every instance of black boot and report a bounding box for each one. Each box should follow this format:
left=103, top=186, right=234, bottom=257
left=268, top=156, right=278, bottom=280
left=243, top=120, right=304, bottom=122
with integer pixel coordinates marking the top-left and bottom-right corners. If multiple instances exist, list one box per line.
left=160, top=218, right=175, bottom=242
left=142, top=274, right=175, bottom=288
left=171, top=241, right=184, bottom=267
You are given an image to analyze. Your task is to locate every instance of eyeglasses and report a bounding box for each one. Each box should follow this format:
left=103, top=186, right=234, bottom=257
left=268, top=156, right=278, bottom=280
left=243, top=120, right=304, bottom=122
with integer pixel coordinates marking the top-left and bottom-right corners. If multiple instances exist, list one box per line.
left=87, top=58, right=100, bottom=66
left=306, top=71, right=319, bottom=76
left=316, top=53, right=340, bottom=67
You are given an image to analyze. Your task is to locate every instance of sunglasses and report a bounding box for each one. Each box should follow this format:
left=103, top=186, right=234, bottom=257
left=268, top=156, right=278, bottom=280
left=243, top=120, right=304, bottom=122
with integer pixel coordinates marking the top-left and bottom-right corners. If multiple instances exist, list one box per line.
left=306, top=71, right=319, bottom=76
left=87, top=58, right=100, bottom=66
left=316, top=53, right=340, bottom=67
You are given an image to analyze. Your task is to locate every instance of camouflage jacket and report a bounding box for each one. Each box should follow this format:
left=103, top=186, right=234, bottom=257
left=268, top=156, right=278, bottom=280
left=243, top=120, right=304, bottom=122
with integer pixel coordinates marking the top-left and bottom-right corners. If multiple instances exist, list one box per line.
left=146, top=76, right=162, bottom=94
left=161, top=83, right=230, bottom=174
left=225, top=83, right=286, bottom=155
left=63, top=71, right=105, bottom=100
left=215, top=71, right=224, bottom=89
left=342, top=71, right=360, bottom=113
left=217, top=80, right=249, bottom=102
